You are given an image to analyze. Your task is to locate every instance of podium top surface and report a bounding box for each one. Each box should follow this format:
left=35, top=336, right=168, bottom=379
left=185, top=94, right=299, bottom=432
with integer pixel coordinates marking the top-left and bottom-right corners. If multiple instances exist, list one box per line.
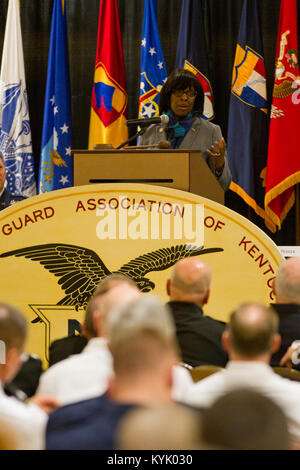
left=72, top=149, right=202, bottom=154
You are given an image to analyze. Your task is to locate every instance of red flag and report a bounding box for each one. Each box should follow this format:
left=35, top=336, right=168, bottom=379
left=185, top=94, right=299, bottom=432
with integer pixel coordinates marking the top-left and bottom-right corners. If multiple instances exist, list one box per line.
left=88, top=0, right=128, bottom=149
left=265, top=0, right=300, bottom=230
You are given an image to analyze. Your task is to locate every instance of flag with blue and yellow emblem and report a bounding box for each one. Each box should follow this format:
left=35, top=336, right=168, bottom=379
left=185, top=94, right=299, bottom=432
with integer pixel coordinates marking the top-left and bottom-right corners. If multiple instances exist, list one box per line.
left=139, top=0, right=168, bottom=119
left=88, top=0, right=128, bottom=149
left=175, top=0, right=214, bottom=121
left=0, top=0, right=36, bottom=197
left=227, top=0, right=273, bottom=229
left=39, top=0, right=72, bottom=193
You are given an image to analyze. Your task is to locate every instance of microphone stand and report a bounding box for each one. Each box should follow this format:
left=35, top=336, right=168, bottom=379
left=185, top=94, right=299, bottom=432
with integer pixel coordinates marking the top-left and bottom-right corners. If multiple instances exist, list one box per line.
left=116, top=127, right=147, bottom=150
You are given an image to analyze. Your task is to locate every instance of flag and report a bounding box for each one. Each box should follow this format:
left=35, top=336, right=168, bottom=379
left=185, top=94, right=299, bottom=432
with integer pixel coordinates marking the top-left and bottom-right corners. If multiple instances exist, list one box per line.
left=0, top=0, right=36, bottom=197
left=227, top=0, right=273, bottom=229
left=88, top=0, right=128, bottom=150
left=39, top=0, right=72, bottom=193
left=139, top=0, right=168, bottom=119
left=175, top=0, right=214, bottom=120
left=265, top=0, right=300, bottom=230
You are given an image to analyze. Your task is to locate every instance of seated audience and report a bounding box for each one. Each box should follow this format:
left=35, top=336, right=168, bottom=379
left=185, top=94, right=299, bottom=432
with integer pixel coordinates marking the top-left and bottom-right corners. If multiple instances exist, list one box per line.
left=4, top=353, right=43, bottom=400
left=201, top=388, right=290, bottom=450
left=116, top=403, right=202, bottom=450
left=37, top=278, right=140, bottom=405
left=48, top=335, right=87, bottom=367
left=271, top=257, right=300, bottom=370
left=166, top=258, right=228, bottom=367
left=183, top=302, right=300, bottom=444
left=45, top=296, right=180, bottom=450
left=105, top=291, right=193, bottom=402
left=0, top=303, right=58, bottom=449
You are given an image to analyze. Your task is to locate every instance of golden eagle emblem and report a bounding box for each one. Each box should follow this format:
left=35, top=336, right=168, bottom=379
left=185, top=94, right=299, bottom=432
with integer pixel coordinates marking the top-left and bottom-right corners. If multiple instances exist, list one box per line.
left=0, top=243, right=223, bottom=310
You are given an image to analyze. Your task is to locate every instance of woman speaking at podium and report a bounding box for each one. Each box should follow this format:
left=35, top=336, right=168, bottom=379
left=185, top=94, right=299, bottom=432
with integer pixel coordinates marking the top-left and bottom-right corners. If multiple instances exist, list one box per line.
left=139, top=68, right=232, bottom=192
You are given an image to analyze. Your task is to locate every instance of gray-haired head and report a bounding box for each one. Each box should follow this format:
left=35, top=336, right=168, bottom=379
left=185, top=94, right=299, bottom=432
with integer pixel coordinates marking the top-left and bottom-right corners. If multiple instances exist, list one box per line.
left=106, top=295, right=176, bottom=347
left=274, top=257, right=300, bottom=304
left=107, top=297, right=179, bottom=382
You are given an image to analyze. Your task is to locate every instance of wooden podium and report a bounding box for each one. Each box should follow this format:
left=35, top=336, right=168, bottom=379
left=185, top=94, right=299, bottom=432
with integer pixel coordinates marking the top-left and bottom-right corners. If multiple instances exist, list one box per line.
left=72, top=149, right=224, bottom=204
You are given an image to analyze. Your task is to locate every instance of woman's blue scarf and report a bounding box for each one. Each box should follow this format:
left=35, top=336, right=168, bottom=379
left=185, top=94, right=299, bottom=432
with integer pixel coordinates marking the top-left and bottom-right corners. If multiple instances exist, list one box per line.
left=165, top=110, right=193, bottom=149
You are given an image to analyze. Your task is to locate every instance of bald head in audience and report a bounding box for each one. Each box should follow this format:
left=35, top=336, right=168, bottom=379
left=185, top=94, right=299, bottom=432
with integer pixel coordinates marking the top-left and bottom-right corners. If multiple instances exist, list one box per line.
left=167, top=258, right=212, bottom=307
left=222, top=303, right=280, bottom=361
left=273, top=257, right=300, bottom=304
left=165, top=257, right=227, bottom=367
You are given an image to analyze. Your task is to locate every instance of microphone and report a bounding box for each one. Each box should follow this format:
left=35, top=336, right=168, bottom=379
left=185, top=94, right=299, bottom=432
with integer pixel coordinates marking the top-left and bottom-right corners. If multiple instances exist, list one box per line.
left=126, top=114, right=169, bottom=128
left=123, top=140, right=171, bottom=150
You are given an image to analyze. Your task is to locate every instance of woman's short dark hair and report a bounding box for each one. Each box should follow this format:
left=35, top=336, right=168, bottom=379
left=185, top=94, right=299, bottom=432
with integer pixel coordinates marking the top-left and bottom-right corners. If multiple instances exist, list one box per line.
left=159, top=68, right=205, bottom=117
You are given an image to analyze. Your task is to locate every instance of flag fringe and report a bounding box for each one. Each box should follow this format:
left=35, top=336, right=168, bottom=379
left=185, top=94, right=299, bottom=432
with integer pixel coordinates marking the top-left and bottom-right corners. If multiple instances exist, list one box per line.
left=229, top=181, right=276, bottom=232
left=265, top=170, right=300, bottom=229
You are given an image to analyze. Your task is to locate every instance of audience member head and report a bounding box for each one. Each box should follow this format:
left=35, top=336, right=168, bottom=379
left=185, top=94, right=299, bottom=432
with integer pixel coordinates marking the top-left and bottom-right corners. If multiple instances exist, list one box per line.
left=273, top=257, right=300, bottom=304
left=0, top=303, right=27, bottom=382
left=107, top=295, right=176, bottom=343
left=167, top=258, right=212, bottom=307
left=93, top=283, right=141, bottom=339
left=117, top=403, right=202, bottom=450
left=222, top=303, right=280, bottom=362
left=201, top=388, right=290, bottom=450
left=94, top=273, right=137, bottom=296
left=107, top=296, right=179, bottom=403
left=0, top=152, right=6, bottom=193
left=81, top=275, right=139, bottom=339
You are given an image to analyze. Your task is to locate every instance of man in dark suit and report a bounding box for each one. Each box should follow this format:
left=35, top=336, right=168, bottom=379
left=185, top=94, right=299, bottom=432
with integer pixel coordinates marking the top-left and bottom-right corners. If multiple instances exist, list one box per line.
left=271, top=257, right=300, bottom=370
left=0, top=153, right=26, bottom=211
left=166, top=258, right=228, bottom=367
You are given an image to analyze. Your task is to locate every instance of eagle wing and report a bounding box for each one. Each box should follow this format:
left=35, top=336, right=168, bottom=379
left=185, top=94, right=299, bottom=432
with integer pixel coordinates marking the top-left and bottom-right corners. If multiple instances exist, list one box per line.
left=0, top=243, right=111, bottom=307
left=118, top=244, right=223, bottom=279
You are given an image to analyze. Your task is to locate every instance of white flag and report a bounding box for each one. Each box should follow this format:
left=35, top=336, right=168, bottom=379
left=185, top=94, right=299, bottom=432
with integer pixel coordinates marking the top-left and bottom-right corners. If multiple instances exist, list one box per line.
left=0, top=0, right=36, bottom=196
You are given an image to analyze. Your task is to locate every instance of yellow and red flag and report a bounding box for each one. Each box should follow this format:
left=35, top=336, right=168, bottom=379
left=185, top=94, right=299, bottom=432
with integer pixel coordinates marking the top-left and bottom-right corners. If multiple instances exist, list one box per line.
left=265, top=0, right=300, bottom=230
left=88, top=0, right=128, bottom=149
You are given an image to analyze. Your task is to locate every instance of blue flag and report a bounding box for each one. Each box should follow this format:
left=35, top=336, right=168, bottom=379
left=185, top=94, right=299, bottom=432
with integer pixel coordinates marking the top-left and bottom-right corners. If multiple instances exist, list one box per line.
left=175, top=0, right=214, bottom=120
left=0, top=0, right=36, bottom=197
left=227, top=0, right=271, bottom=226
left=39, top=0, right=72, bottom=193
left=139, top=0, right=168, bottom=119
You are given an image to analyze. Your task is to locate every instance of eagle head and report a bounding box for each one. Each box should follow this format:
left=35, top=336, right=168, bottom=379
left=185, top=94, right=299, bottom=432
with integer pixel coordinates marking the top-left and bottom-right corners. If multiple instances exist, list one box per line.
left=135, top=278, right=155, bottom=292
